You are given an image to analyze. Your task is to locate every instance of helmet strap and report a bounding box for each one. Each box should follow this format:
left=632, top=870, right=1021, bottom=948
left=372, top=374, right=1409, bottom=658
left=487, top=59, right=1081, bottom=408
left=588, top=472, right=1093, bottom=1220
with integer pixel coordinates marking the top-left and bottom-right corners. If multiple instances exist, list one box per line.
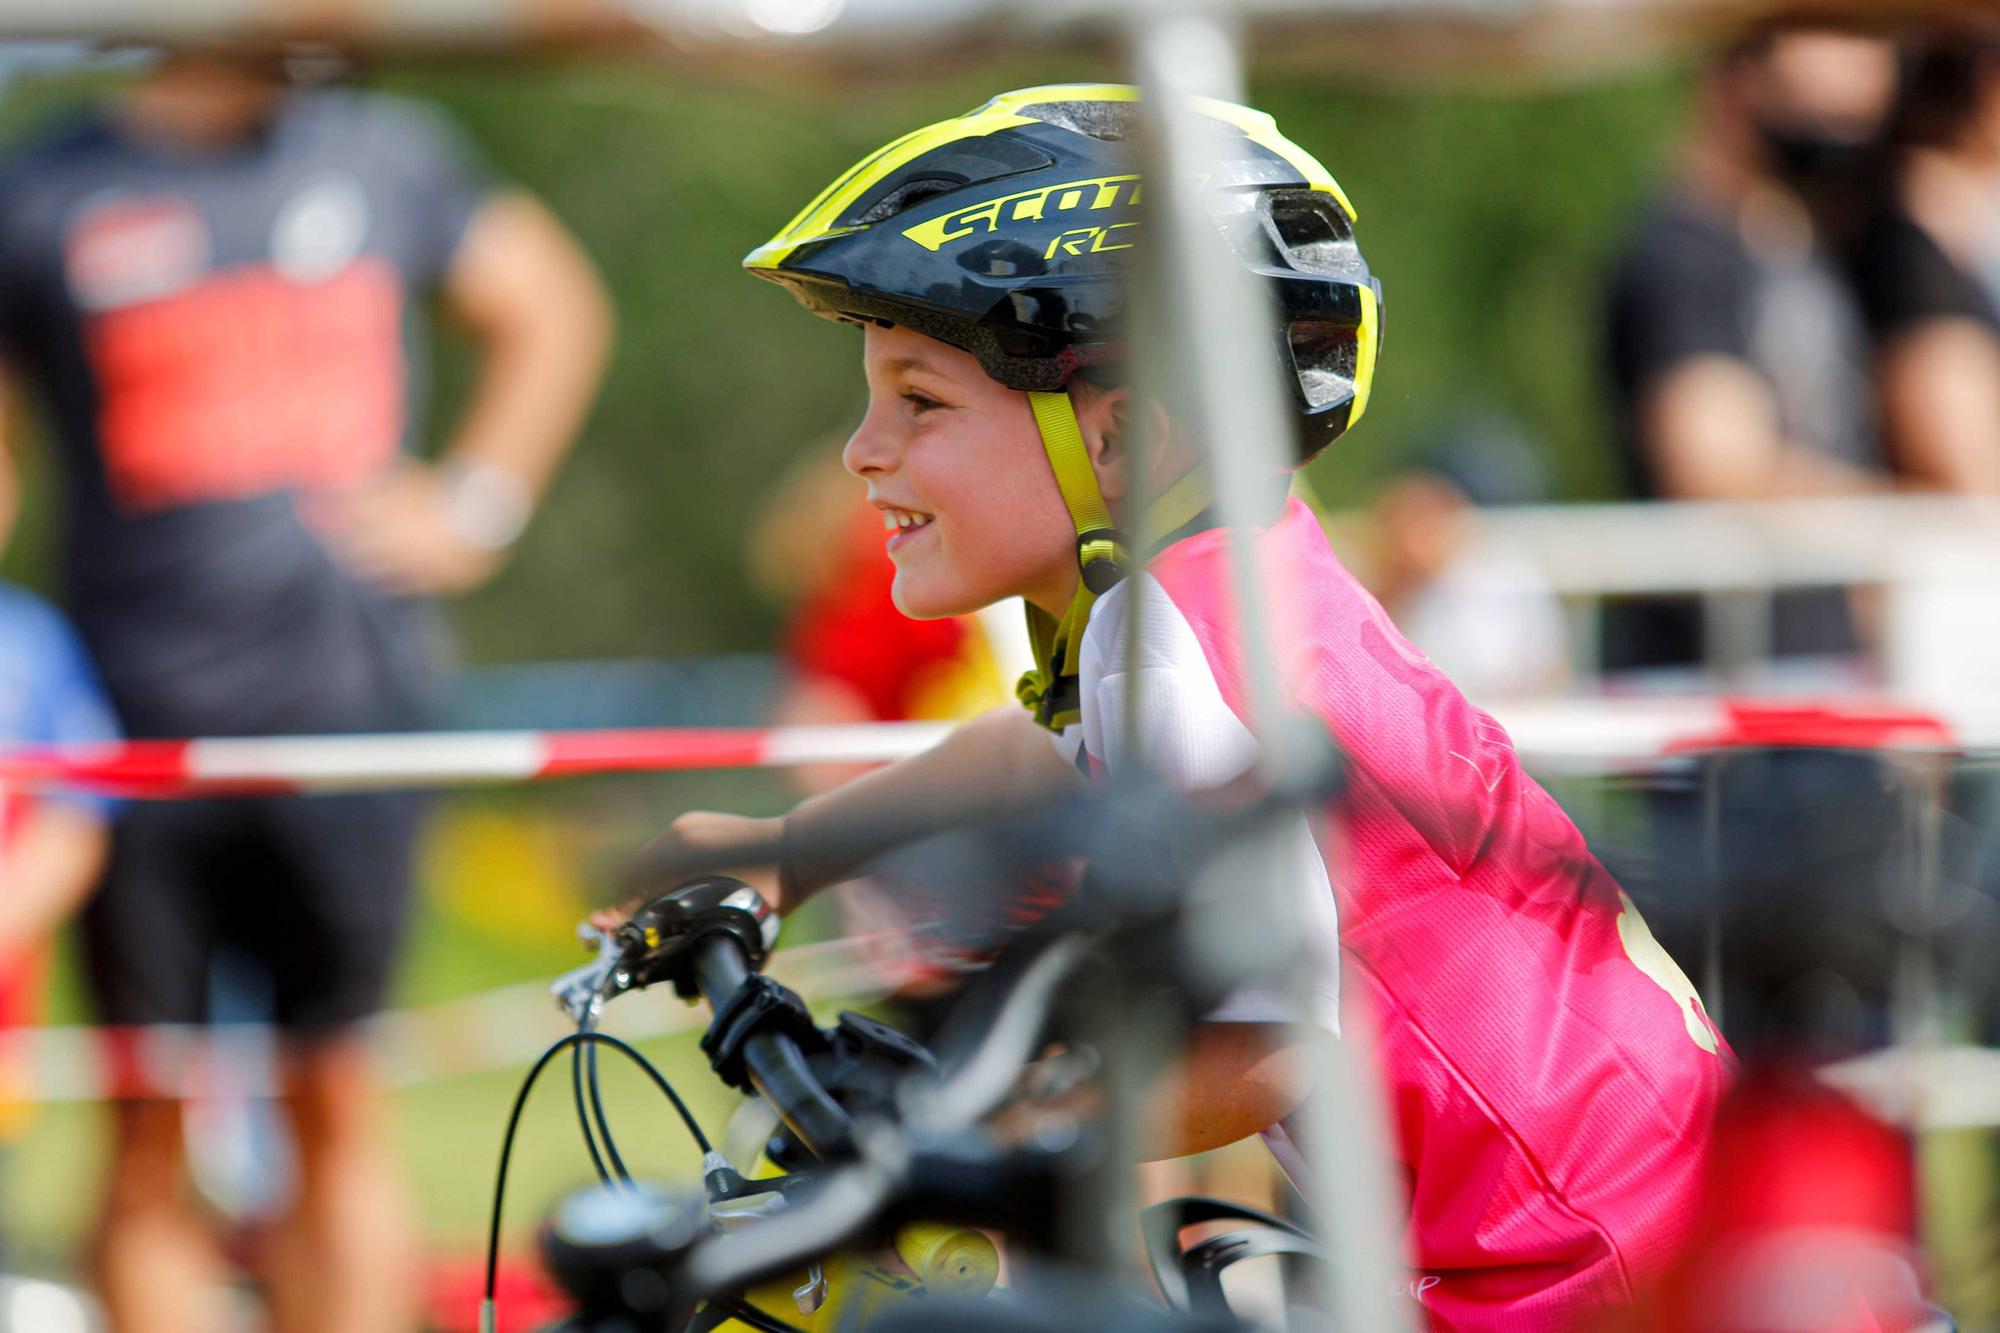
left=1028, top=390, right=1126, bottom=592
left=1015, top=390, right=1215, bottom=733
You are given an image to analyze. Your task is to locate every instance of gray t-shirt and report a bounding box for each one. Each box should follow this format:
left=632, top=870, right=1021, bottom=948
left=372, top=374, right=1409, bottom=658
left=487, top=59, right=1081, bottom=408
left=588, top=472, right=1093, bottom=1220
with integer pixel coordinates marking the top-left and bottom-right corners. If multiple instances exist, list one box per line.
left=0, top=89, right=490, bottom=736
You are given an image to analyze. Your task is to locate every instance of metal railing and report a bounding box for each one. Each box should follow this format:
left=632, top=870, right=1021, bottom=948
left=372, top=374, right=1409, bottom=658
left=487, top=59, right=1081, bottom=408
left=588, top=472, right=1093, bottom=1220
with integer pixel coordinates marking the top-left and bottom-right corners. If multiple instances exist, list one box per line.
left=1425, top=493, right=2000, bottom=695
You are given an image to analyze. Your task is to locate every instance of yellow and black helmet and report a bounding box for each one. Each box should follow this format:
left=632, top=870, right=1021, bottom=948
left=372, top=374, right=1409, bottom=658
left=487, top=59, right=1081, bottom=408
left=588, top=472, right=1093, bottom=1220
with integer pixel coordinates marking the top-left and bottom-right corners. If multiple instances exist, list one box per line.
left=744, top=83, right=1382, bottom=464
left=747, top=85, right=1384, bottom=732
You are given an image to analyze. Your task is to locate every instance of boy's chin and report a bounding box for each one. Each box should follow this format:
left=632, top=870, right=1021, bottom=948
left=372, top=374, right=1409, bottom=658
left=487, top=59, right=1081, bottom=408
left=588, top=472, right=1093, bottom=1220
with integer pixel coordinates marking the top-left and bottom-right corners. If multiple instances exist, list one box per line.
left=889, top=573, right=982, bottom=621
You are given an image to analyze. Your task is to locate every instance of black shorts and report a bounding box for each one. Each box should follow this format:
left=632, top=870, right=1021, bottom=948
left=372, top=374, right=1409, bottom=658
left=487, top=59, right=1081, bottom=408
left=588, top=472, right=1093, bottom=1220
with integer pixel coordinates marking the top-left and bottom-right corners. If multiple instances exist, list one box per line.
left=82, top=791, right=426, bottom=1033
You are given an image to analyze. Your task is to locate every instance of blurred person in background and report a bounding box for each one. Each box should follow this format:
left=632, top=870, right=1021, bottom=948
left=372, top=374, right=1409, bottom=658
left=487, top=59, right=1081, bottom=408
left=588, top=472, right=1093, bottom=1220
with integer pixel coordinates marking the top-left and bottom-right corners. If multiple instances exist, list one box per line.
left=1852, top=23, right=2000, bottom=493
left=1602, top=19, right=1898, bottom=673
left=0, top=46, right=611, bottom=1333
left=0, top=432, right=118, bottom=1271
left=1367, top=413, right=1571, bottom=699
left=1851, top=38, right=2000, bottom=1265
left=1597, top=19, right=1913, bottom=1020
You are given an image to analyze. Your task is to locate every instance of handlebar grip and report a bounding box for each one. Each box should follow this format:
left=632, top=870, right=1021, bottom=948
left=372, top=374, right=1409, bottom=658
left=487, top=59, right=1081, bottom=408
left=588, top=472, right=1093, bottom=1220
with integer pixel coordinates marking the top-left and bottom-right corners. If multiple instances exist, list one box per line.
left=691, top=931, right=753, bottom=1012
left=692, top=934, right=856, bottom=1160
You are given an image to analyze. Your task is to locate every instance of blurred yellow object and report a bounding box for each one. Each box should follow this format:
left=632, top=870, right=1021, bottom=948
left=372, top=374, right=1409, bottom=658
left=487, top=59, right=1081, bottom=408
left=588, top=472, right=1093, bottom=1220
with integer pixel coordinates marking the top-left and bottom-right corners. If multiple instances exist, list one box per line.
left=893, top=1221, right=1000, bottom=1296
left=902, top=630, right=1008, bottom=724
left=733, top=1229, right=998, bottom=1331
left=0, top=1065, right=31, bottom=1142
left=425, top=808, right=586, bottom=946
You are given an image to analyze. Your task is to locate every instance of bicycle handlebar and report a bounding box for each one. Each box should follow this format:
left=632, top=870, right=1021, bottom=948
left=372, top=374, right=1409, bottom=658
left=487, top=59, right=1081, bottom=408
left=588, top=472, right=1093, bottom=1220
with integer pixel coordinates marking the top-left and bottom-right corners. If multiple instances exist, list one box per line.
left=689, top=931, right=857, bottom=1160
left=674, top=925, right=1092, bottom=1303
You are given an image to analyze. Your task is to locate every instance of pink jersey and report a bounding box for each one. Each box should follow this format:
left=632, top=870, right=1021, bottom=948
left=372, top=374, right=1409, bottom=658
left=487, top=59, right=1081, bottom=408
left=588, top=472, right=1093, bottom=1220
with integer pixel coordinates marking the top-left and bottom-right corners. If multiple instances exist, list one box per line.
left=1062, top=498, right=1731, bottom=1330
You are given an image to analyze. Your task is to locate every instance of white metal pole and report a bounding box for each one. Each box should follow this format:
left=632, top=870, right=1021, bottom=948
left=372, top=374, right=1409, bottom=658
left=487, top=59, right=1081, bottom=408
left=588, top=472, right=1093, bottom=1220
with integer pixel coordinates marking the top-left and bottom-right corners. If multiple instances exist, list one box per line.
left=1123, top=6, right=1412, bottom=1327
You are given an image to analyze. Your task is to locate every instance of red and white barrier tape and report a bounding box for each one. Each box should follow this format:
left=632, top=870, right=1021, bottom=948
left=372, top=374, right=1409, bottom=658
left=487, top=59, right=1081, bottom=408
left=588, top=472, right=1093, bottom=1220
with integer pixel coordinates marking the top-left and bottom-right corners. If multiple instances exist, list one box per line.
left=0, top=723, right=955, bottom=797
left=4, top=700, right=1999, bottom=797
left=2, top=932, right=907, bottom=1103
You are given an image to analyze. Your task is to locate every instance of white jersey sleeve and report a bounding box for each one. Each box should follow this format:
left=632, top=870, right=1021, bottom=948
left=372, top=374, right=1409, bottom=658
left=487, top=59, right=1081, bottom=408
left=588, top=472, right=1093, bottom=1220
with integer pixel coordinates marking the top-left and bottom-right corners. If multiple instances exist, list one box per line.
left=1076, top=575, right=1340, bottom=1031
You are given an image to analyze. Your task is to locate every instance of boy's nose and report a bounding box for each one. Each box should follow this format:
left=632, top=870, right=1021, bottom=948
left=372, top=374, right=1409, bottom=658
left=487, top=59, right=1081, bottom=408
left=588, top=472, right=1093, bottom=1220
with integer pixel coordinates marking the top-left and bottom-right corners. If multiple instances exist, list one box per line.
left=842, top=415, right=895, bottom=477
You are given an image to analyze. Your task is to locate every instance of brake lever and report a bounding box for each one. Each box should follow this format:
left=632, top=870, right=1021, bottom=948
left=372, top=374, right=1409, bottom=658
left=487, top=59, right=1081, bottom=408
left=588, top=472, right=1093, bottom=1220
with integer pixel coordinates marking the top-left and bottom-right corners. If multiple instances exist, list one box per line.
left=551, top=923, right=624, bottom=1025
left=553, top=873, right=779, bottom=1022
left=793, top=1262, right=828, bottom=1317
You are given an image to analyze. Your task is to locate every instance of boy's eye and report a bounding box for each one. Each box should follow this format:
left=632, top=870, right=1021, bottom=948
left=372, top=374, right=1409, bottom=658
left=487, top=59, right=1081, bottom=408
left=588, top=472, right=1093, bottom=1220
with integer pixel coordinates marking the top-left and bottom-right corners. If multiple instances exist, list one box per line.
left=903, top=390, right=946, bottom=415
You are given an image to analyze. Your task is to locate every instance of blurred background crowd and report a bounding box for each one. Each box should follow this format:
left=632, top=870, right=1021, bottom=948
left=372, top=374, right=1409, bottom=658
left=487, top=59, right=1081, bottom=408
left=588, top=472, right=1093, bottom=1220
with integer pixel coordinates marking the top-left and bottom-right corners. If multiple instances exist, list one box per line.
left=1, top=10, right=2000, bottom=1332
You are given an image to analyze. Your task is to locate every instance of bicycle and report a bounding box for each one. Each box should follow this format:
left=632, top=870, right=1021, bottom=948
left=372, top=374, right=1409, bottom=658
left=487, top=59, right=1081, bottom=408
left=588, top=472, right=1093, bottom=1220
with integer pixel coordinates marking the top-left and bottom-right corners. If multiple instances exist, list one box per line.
left=478, top=775, right=1342, bottom=1332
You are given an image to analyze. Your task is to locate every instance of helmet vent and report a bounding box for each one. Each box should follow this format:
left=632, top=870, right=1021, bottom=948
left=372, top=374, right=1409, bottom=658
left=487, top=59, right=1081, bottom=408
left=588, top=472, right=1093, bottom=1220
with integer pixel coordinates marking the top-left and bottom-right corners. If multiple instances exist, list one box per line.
left=851, top=176, right=965, bottom=226
left=839, top=139, right=1055, bottom=229
left=1268, top=193, right=1358, bottom=275
left=1018, top=99, right=1139, bottom=142
left=1288, top=319, right=1358, bottom=410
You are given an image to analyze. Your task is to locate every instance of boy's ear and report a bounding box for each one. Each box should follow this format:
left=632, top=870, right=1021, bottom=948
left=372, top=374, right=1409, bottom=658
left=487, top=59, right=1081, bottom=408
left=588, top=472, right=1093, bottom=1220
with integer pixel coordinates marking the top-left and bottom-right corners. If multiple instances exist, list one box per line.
left=1074, top=384, right=1133, bottom=504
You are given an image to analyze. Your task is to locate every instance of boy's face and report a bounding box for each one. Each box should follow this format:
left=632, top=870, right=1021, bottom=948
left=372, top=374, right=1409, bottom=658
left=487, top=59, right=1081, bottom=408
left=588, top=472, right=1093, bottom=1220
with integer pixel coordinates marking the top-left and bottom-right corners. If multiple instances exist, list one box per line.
left=845, top=325, right=1079, bottom=619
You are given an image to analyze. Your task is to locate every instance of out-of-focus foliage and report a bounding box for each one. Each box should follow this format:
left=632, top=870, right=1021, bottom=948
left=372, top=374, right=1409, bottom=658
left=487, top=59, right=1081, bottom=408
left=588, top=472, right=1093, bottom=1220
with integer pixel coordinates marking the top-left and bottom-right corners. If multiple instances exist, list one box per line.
left=0, top=56, right=1686, bottom=665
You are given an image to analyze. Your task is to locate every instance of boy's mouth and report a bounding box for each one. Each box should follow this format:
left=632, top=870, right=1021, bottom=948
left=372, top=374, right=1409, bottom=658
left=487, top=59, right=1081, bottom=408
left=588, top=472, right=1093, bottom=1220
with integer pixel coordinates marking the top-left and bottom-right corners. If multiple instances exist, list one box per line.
left=879, top=505, right=934, bottom=548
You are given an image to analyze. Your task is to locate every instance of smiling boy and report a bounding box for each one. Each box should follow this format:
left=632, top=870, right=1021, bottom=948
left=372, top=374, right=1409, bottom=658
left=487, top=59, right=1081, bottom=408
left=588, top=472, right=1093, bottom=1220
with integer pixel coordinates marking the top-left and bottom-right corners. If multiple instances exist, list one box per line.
left=629, top=85, right=1731, bottom=1329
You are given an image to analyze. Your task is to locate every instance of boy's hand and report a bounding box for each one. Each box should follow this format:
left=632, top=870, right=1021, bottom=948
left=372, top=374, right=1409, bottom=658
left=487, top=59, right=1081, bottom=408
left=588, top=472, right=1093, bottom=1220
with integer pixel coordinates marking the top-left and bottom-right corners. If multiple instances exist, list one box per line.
left=589, top=811, right=787, bottom=932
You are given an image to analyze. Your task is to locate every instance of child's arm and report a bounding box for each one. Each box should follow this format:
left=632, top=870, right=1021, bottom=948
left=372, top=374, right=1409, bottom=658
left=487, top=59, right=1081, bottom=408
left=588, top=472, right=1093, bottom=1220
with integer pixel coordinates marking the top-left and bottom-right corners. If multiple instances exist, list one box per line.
left=0, top=802, right=109, bottom=953
left=997, top=1022, right=1308, bottom=1160
left=626, top=711, right=1312, bottom=1156
left=1155, top=1022, right=1309, bottom=1159
left=607, top=704, right=1080, bottom=922
left=780, top=704, right=1081, bottom=910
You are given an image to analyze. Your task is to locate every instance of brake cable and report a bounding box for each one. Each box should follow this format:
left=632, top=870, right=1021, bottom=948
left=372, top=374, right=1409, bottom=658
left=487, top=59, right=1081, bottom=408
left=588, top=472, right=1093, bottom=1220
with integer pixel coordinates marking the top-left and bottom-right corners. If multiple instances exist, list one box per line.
left=587, top=1036, right=636, bottom=1181
left=482, top=1030, right=715, bottom=1329
left=572, top=1010, right=635, bottom=1186
left=569, top=1038, right=616, bottom=1186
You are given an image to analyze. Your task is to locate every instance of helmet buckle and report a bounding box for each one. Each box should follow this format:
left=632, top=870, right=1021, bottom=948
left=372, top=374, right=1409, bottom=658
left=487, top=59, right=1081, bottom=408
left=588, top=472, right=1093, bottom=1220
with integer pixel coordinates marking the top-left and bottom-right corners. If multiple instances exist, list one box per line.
left=1077, top=528, right=1127, bottom=593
